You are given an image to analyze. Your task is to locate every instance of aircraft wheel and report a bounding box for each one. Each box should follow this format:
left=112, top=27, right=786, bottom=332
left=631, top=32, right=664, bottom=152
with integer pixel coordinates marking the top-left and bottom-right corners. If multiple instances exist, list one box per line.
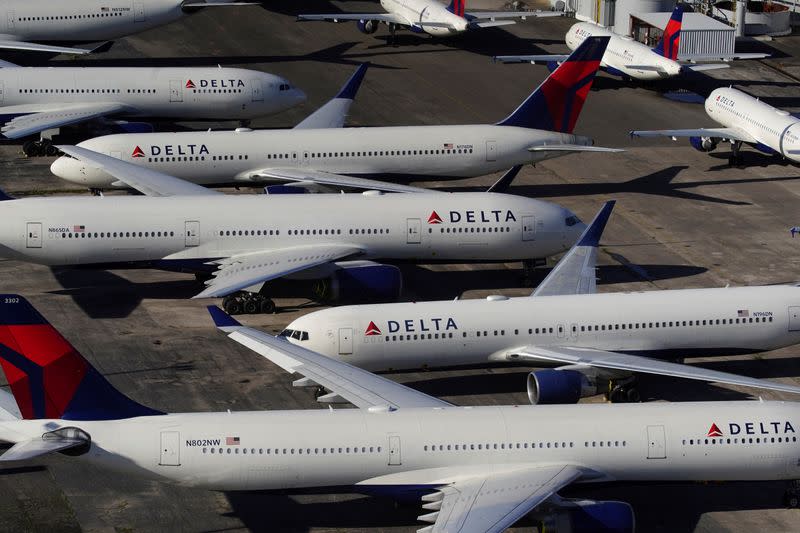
left=223, top=297, right=243, bottom=316
left=314, top=386, right=326, bottom=399
left=626, top=387, right=641, bottom=403
left=259, top=298, right=276, bottom=314
left=244, top=298, right=259, bottom=315
left=22, top=140, right=40, bottom=157
left=44, top=143, right=60, bottom=157
left=784, top=489, right=799, bottom=508
left=609, top=386, right=628, bottom=403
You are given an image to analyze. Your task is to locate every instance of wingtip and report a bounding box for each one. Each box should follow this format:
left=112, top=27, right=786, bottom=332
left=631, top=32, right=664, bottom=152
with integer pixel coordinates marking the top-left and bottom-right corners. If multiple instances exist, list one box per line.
left=335, top=63, right=369, bottom=100
left=208, top=305, right=241, bottom=328
left=576, top=200, right=616, bottom=247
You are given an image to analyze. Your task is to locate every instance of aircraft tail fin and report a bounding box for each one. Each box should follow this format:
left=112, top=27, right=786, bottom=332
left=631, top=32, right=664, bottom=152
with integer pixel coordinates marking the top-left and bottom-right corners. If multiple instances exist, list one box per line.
left=653, top=4, right=683, bottom=60
left=446, top=0, right=466, bottom=17
left=0, top=188, right=14, bottom=201
left=496, top=36, right=609, bottom=133
left=0, top=295, right=163, bottom=420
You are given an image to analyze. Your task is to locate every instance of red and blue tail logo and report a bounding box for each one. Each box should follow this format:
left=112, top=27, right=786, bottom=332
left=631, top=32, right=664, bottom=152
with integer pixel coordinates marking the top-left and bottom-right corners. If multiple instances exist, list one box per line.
left=0, top=295, right=162, bottom=421
left=653, top=4, right=684, bottom=60
left=497, top=36, right=609, bottom=134
left=446, top=0, right=466, bottom=17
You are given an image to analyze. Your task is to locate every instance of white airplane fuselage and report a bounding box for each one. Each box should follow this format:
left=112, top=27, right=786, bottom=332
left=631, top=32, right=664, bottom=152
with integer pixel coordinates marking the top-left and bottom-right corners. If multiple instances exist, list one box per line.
left=284, top=285, right=800, bottom=370
left=2, top=401, right=798, bottom=491
left=0, top=0, right=205, bottom=43
left=565, top=23, right=681, bottom=80
left=0, top=192, right=582, bottom=268
left=0, top=67, right=305, bottom=121
left=705, top=87, right=800, bottom=163
left=51, top=125, right=592, bottom=188
left=379, top=0, right=468, bottom=35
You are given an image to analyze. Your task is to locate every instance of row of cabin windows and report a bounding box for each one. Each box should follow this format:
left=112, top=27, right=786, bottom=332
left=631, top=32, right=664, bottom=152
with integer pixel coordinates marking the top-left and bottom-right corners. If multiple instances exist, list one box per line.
left=432, top=227, right=511, bottom=234
left=683, top=436, right=797, bottom=446
left=386, top=332, right=455, bottom=342
left=219, top=229, right=280, bottom=237
left=20, top=88, right=125, bottom=94
left=424, top=440, right=626, bottom=452
left=147, top=155, right=248, bottom=163
left=201, top=445, right=382, bottom=455
left=304, top=148, right=474, bottom=158
left=720, top=104, right=781, bottom=137
left=19, top=13, right=123, bottom=21
left=62, top=231, right=175, bottom=239
left=216, top=228, right=391, bottom=237
left=192, top=89, right=244, bottom=94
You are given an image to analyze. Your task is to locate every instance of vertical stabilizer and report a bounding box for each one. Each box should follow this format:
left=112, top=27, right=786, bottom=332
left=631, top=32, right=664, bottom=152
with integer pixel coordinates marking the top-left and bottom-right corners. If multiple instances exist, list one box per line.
left=653, top=4, right=684, bottom=60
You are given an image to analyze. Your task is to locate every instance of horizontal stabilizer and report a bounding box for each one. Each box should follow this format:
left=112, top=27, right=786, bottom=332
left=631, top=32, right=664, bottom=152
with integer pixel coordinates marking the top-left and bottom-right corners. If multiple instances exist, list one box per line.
left=471, top=20, right=516, bottom=28
left=528, top=144, right=623, bottom=153
left=182, top=1, right=259, bottom=6
left=467, top=10, right=562, bottom=20
left=298, top=13, right=407, bottom=24
left=493, top=54, right=568, bottom=64
left=684, top=63, right=730, bottom=72
left=0, top=434, right=87, bottom=462
left=624, top=64, right=665, bottom=72
left=486, top=166, right=522, bottom=193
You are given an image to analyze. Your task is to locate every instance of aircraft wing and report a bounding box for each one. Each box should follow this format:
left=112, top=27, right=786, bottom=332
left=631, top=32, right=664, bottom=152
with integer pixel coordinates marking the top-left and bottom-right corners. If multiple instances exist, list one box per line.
left=508, top=345, right=800, bottom=395
left=0, top=39, right=98, bottom=55
left=246, top=167, right=441, bottom=194
left=209, top=306, right=451, bottom=409
left=298, top=13, right=409, bottom=24
left=294, top=63, right=368, bottom=130
left=1, top=102, right=130, bottom=139
left=57, top=145, right=221, bottom=197
left=192, top=244, right=364, bottom=299
left=467, top=10, right=561, bottom=20
left=528, top=144, right=623, bottom=153
left=359, top=464, right=583, bottom=533
left=630, top=127, right=756, bottom=144
left=493, top=54, right=569, bottom=64
left=532, top=201, right=614, bottom=297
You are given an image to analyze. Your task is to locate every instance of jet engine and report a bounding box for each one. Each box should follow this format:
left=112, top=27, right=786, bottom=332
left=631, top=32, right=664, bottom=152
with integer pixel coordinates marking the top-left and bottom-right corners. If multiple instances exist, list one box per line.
left=536, top=500, right=635, bottom=533
left=357, top=19, right=379, bottom=34
left=689, top=136, right=718, bottom=152
left=314, top=261, right=402, bottom=303
left=526, top=369, right=599, bottom=405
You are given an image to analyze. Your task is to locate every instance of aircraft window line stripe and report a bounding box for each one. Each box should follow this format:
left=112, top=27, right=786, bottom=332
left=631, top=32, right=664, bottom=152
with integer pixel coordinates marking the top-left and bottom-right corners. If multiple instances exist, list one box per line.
left=200, top=445, right=383, bottom=455
left=682, top=436, right=797, bottom=446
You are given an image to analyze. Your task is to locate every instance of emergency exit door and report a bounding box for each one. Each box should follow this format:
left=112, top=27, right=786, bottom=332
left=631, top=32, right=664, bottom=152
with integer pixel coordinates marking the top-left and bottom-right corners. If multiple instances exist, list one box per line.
left=388, top=435, right=401, bottom=465
left=159, top=431, right=180, bottom=466
left=7, top=12, right=14, bottom=31
left=789, top=307, right=800, bottom=332
left=522, top=216, right=536, bottom=241
left=338, top=328, right=353, bottom=355
left=0, top=81, right=5, bottom=105
left=251, top=80, right=263, bottom=102
left=184, top=221, right=199, bottom=247
left=134, top=2, right=146, bottom=22
left=26, top=222, right=41, bottom=248
left=486, top=140, right=497, bottom=162
left=169, top=80, right=183, bottom=102
left=406, top=218, right=421, bottom=244
left=646, top=425, right=666, bottom=459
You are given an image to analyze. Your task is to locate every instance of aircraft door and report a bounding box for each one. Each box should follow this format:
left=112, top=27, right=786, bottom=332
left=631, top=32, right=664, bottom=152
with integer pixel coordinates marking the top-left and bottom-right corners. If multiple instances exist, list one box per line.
left=185, top=221, right=200, bottom=247
left=159, top=431, right=180, bottom=466
left=6, top=12, right=14, bottom=31
left=570, top=323, right=578, bottom=340
left=134, top=2, right=146, bottom=22
left=646, top=425, right=666, bottom=459
left=169, top=80, right=183, bottom=103
left=0, top=81, right=5, bottom=105
left=789, top=307, right=800, bottom=332
left=522, top=216, right=536, bottom=241
left=301, top=151, right=310, bottom=166
left=406, top=218, right=421, bottom=244
left=338, top=327, right=353, bottom=355
left=388, top=434, right=401, bottom=465
left=486, top=140, right=497, bottom=162
left=251, top=80, right=263, bottom=102
left=26, top=222, right=42, bottom=248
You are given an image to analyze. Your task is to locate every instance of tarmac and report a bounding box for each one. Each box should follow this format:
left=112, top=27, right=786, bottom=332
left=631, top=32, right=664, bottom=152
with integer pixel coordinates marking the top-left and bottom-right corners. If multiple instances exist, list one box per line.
left=0, top=2, right=799, bottom=532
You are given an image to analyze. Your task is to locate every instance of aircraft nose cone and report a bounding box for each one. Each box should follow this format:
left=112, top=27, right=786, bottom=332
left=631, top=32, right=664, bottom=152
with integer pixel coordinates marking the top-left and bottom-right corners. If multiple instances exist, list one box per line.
left=294, top=88, right=307, bottom=105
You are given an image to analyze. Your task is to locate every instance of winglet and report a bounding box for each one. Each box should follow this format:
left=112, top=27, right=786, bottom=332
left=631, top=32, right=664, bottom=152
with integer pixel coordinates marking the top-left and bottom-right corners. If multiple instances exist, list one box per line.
left=208, top=305, right=242, bottom=332
left=486, top=166, right=523, bottom=193
left=335, top=63, right=369, bottom=100
left=0, top=187, right=15, bottom=201
left=90, top=41, right=115, bottom=54
left=576, top=200, right=615, bottom=247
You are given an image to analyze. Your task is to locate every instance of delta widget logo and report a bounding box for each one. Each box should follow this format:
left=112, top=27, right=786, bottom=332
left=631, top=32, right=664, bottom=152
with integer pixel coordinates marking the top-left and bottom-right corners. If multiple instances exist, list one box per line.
left=131, top=146, right=145, bottom=158
left=428, top=211, right=443, bottom=224
left=707, top=423, right=723, bottom=437
left=365, top=321, right=382, bottom=336
left=186, top=80, right=196, bottom=89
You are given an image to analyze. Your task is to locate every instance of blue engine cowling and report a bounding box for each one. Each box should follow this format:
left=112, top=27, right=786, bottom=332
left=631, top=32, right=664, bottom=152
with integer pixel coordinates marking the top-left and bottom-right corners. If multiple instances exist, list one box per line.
left=754, top=142, right=777, bottom=155
left=527, top=369, right=597, bottom=405
left=689, top=136, right=718, bottom=152
left=540, top=501, right=635, bottom=533
left=357, top=19, right=379, bottom=34
left=316, top=262, right=402, bottom=303
left=264, top=185, right=307, bottom=195
left=107, top=121, right=155, bottom=134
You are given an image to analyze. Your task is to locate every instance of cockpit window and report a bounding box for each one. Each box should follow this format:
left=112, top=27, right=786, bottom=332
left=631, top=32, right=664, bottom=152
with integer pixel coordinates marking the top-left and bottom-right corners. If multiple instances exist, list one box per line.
left=279, top=329, right=308, bottom=341
left=565, top=216, right=581, bottom=227
left=279, top=84, right=291, bottom=91
left=278, top=329, right=293, bottom=338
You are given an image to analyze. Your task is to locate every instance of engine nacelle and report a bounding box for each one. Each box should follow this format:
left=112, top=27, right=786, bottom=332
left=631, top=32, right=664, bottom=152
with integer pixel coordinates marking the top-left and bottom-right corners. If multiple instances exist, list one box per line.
left=314, top=262, right=402, bottom=303
left=527, top=369, right=598, bottom=405
left=689, top=136, right=718, bottom=152
left=539, top=501, right=635, bottom=533
left=357, top=19, right=379, bottom=34
left=263, top=185, right=307, bottom=195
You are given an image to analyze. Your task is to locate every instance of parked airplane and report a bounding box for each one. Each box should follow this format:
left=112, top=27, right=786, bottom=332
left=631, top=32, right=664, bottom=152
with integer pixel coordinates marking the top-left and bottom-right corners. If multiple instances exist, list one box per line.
left=631, top=86, right=800, bottom=165
left=50, top=37, right=620, bottom=193
left=298, top=0, right=559, bottom=41
left=281, top=201, right=800, bottom=403
left=0, top=61, right=306, bottom=156
left=0, top=0, right=256, bottom=55
left=1, top=145, right=586, bottom=314
left=1, top=295, right=798, bottom=533
left=495, top=5, right=766, bottom=81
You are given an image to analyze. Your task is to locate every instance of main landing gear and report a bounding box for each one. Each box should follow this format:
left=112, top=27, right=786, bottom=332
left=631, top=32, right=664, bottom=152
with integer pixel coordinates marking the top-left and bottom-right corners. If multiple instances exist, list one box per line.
left=728, top=141, right=743, bottom=167
left=523, top=258, right=547, bottom=287
left=222, top=292, right=276, bottom=315
left=785, top=480, right=800, bottom=509
left=606, top=376, right=641, bottom=404
left=22, top=139, right=60, bottom=157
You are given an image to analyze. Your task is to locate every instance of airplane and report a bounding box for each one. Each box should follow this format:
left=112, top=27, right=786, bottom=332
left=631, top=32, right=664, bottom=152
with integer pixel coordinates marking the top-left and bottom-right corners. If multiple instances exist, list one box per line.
left=297, top=0, right=560, bottom=42
left=50, top=36, right=622, bottom=193
left=494, top=4, right=767, bottom=81
left=0, top=294, right=798, bottom=533
left=631, top=86, right=800, bottom=166
left=0, top=0, right=257, bottom=56
left=279, top=201, right=800, bottom=404
left=0, top=145, right=587, bottom=314
left=0, top=60, right=306, bottom=157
